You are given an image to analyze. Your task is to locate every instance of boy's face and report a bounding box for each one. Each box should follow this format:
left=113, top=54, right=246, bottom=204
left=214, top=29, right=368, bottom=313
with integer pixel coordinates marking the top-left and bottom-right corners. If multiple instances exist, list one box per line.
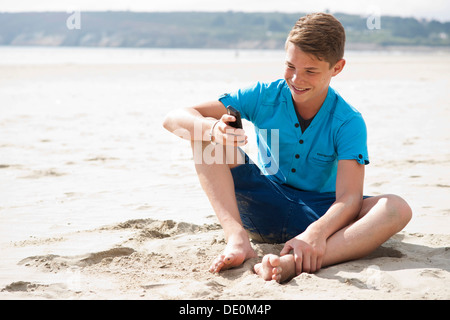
left=284, top=42, right=345, bottom=112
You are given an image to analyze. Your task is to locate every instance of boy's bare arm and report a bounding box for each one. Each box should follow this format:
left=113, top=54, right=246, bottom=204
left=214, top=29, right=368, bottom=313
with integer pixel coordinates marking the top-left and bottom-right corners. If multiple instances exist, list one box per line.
left=163, top=101, right=247, bottom=146
left=281, top=160, right=364, bottom=274
left=162, top=101, right=227, bottom=141
left=313, top=159, right=365, bottom=238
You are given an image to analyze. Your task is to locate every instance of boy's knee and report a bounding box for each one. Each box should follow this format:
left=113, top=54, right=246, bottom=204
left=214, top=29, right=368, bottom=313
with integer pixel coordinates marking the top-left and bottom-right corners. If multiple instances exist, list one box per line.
left=385, top=194, right=412, bottom=229
left=190, top=140, right=245, bottom=168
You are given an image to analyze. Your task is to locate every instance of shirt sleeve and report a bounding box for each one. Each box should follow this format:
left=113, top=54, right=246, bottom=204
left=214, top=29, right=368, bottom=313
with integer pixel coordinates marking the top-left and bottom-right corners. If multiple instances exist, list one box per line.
left=336, top=114, right=370, bottom=165
left=218, top=82, right=263, bottom=122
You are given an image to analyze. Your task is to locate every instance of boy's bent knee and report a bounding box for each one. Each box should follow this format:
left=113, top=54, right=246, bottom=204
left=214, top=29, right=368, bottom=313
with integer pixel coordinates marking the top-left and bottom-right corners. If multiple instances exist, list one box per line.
left=190, top=140, right=245, bottom=168
left=385, top=194, right=412, bottom=230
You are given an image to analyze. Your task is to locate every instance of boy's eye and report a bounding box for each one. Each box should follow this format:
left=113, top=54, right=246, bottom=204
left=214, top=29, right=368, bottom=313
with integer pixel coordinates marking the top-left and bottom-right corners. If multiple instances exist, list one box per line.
left=306, top=70, right=315, bottom=74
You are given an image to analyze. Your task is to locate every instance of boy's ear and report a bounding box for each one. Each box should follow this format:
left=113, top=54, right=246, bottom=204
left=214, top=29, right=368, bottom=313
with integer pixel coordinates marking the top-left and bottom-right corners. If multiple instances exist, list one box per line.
left=331, top=59, right=346, bottom=76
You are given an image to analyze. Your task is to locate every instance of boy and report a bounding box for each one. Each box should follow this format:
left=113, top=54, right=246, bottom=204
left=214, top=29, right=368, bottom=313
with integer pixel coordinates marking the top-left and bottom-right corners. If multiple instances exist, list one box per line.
left=163, top=13, right=411, bottom=283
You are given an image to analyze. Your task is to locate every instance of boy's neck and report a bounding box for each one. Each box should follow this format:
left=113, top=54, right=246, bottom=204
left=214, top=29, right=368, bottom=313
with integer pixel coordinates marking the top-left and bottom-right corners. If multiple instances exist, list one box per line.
left=292, top=87, right=329, bottom=120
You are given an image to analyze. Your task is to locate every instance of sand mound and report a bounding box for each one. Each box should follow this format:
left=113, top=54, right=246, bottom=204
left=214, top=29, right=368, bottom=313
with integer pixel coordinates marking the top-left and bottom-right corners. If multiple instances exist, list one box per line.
left=2, top=218, right=449, bottom=299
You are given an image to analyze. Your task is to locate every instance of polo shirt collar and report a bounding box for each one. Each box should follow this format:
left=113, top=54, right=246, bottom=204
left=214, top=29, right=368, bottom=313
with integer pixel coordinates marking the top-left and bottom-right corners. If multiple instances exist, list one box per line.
left=283, top=83, right=336, bottom=131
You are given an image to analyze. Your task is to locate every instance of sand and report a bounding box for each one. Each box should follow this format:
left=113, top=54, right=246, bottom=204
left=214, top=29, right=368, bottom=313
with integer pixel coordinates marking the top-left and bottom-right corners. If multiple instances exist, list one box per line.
left=0, top=48, right=449, bottom=300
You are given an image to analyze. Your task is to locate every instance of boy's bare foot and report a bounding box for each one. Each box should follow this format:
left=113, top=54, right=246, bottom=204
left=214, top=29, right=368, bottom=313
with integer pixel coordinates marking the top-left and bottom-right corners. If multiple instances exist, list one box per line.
left=209, top=233, right=257, bottom=273
left=254, top=254, right=296, bottom=283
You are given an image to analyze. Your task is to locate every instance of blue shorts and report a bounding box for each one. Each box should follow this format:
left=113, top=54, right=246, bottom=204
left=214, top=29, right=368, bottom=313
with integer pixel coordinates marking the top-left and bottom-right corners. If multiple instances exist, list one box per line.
left=231, top=156, right=337, bottom=244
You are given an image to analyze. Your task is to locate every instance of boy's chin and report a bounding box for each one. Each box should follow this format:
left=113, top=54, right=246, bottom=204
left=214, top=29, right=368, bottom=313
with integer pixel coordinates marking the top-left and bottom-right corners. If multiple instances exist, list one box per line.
left=291, top=90, right=312, bottom=103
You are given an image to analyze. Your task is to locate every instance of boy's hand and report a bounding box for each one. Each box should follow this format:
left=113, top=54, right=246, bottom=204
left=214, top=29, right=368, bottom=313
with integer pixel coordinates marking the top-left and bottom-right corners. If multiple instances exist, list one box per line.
left=280, top=228, right=327, bottom=275
left=212, top=114, right=247, bottom=146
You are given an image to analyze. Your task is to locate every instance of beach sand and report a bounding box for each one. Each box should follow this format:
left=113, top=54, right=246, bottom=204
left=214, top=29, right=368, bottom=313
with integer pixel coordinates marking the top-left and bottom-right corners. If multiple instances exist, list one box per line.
left=0, top=48, right=449, bottom=299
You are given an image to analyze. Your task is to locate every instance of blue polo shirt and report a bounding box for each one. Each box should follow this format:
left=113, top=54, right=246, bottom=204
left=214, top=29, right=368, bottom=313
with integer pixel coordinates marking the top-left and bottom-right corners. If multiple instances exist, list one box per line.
left=219, top=79, right=369, bottom=193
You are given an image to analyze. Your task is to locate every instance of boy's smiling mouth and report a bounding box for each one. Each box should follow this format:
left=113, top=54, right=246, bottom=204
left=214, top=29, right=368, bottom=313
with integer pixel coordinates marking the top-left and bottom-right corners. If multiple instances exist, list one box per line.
left=291, top=84, right=311, bottom=95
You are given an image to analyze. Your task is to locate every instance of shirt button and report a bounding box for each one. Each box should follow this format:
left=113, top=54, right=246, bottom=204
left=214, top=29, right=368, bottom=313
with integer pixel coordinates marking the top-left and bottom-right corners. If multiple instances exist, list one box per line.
left=295, top=123, right=300, bottom=128
left=295, top=154, right=300, bottom=159
left=358, top=154, right=363, bottom=159
left=299, top=139, right=304, bottom=144
left=291, top=168, right=296, bottom=173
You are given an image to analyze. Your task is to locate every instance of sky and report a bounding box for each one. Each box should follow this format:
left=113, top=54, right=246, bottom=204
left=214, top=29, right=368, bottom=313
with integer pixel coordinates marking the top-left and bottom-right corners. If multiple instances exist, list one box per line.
left=0, top=0, right=449, bottom=22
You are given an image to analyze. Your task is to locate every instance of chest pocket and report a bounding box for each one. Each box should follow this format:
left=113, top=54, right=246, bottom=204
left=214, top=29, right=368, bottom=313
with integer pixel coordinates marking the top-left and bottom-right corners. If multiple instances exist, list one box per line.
left=311, top=152, right=337, bottom=166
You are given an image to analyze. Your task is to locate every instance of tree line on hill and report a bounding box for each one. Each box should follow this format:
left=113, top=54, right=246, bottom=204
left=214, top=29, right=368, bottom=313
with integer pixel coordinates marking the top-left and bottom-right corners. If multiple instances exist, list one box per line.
left=0, top=11, right=449, bottom=49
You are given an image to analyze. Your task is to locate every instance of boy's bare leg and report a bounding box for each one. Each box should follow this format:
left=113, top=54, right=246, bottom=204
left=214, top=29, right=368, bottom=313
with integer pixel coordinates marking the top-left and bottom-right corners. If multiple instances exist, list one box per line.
left=191, top=140, right=257, bottom=272
left=255, top=194, right=412, bottom=282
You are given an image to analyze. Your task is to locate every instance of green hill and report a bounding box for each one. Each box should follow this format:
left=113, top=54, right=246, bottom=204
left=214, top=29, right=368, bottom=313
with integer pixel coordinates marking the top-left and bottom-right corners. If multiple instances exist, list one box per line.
left=0, top=11, right=449, bottom=49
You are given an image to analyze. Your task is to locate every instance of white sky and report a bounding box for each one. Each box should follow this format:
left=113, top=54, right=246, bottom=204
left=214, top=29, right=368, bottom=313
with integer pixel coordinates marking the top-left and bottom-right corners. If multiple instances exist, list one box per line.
left=1, top=0, right=449, bottom=21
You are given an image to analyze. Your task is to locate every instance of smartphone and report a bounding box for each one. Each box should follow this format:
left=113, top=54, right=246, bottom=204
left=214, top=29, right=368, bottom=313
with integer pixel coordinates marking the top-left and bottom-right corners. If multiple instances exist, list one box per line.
left=226, top=106, right=243, bottom=129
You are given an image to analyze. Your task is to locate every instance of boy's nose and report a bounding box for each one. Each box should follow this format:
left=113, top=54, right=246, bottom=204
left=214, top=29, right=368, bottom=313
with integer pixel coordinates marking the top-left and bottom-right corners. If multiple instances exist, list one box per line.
left=292, top=73, right=305, bottom=85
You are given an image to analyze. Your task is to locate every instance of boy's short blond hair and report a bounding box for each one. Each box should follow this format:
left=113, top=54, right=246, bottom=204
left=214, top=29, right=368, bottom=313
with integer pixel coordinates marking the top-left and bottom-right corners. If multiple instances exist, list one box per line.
left=286, top=13, right=346, bottom=68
